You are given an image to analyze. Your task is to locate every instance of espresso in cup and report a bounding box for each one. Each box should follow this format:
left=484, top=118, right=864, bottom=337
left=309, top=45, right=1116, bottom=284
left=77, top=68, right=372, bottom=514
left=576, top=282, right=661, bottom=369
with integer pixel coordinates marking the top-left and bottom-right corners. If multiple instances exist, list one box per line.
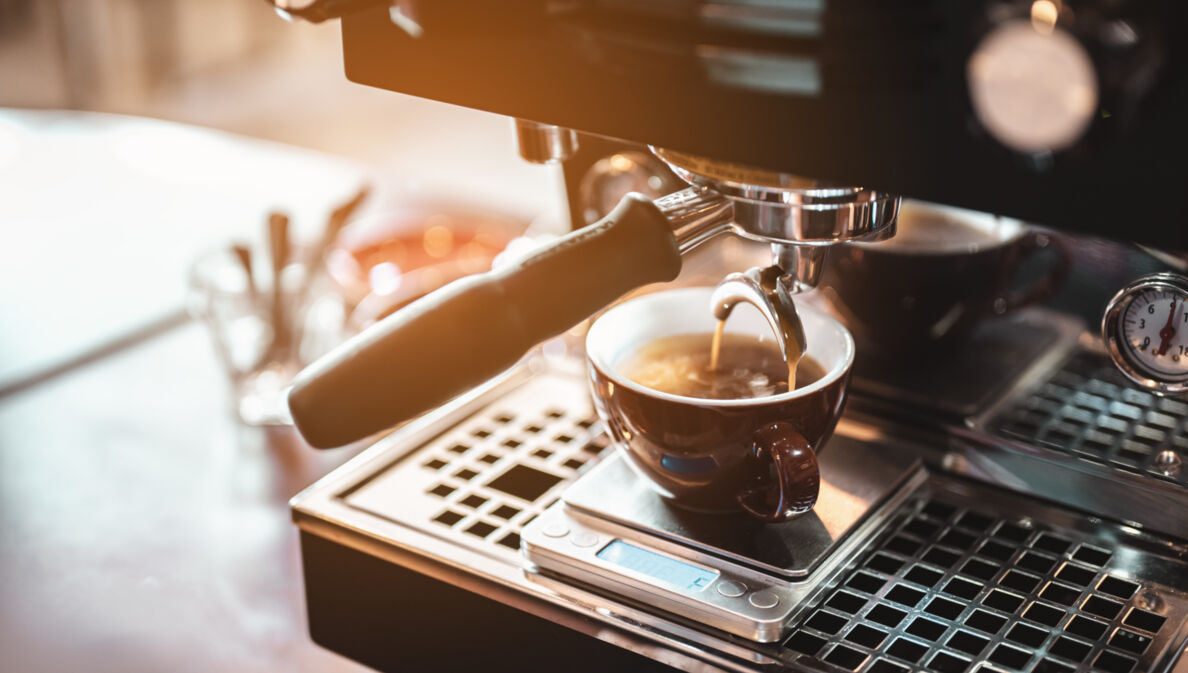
left=586, top=288, right=854, bottom=522
left=819, top=200, right=1069, bottom=359
left=619, top=332, right=826, bottom=400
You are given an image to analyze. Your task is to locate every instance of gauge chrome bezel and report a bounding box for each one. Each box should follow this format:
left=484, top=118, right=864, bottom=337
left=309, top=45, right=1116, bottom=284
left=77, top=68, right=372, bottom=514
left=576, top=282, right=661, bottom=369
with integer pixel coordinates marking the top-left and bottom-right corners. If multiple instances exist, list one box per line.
left=1101, top=272, right=1188, bottom=396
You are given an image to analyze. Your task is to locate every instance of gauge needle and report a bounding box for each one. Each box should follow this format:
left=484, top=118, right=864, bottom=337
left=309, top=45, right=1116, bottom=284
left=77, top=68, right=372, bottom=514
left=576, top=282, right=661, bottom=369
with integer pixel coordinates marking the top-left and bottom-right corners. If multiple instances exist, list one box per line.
left=1156, top=298, right=1178, bottom=356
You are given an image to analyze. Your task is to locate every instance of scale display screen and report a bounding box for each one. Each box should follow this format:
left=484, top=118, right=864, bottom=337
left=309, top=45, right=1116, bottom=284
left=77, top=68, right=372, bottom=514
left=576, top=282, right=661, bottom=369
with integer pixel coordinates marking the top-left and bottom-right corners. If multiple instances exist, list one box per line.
left=597, top=540, right=718, bottom=592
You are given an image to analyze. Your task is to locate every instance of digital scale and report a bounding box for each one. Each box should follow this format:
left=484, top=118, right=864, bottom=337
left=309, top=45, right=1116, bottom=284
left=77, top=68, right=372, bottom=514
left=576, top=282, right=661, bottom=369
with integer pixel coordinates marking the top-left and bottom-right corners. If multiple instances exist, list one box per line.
left=522, top=437, right=926, bottom=643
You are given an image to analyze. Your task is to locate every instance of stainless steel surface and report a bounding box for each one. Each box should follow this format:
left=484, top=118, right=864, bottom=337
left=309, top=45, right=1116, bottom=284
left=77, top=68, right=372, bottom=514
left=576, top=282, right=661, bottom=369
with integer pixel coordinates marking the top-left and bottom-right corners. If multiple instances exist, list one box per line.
left=650, top=148, right=898, bottom=290
left=656, top=186, right=733, bottom=255
left=651, top=147, right=899, bottom=247
left=1101, top=273, right=1188, bottom=395
left=555, top=439, right=923, bottom=580
left=292, top=357, right=1188, bottom=672
left=772, top=244, right=828, bottom=293
left=514, top=119, right=580, bottom=165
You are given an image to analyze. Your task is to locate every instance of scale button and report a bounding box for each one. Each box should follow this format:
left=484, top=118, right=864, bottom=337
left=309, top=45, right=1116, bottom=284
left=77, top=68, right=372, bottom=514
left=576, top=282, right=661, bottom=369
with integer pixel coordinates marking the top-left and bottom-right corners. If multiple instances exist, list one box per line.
left=571, top=532, right=600, bottom=548
left=716, top=580, right=747, bottom=598
left=541, top=521, right=570, bottom=538
left=748, top=590, right=780, bottom=609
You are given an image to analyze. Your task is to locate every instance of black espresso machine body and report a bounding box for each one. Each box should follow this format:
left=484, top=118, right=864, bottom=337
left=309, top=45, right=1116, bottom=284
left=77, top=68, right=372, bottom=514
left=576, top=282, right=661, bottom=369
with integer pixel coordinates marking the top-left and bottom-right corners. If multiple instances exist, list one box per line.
left=276, top=2, right=1188, bottom=672
left=333, top=0, right=1188, bottom=249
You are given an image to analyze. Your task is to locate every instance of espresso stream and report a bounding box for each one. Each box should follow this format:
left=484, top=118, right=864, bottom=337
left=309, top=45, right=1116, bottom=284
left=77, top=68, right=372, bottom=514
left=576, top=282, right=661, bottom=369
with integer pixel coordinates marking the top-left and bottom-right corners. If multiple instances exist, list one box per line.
left=621, top=331, right=823, bottom=400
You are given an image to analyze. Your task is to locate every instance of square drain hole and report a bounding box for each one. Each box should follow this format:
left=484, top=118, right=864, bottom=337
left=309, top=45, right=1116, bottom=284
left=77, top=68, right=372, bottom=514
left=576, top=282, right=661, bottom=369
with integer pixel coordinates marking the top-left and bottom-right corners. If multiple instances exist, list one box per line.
left=846, top=572, right=885, bottom=594
left=845, top=624, right=888, bottom=648
left=905, top=518, right=940, bottom=538
left=979, top=540, right=1015, bottom=561
left=1033, top=533, right=1073, bottom=555
left=905, top=565, right=944, bottom=588
left=886, top=638, right=928, bottom=664
left=955, top=510, right=995, bottom=532
left=1083, top=595, right=1124, bottom=619
left=496, top=532, right=521, bottom=550
left=432, top=510, right=464, bottom=527
left=786, top=631, right=827, bottom=656
left=1006, top=623, right=1047, bottom=648
left=1098, top=576, right=1139, bottom=600
left=1000, top=570, right=1041, bottom=593
left=464, top=521, right=498, bottom=539
left=491, top=504, right=521, bottom=520
left=448, top=443, right=470, bottom=454
left=826, top=591, right=866, bottom=615
left=989, top=643, right=1031, bottom=670
left=983, top=590, right=1024, bottom=614
left=486, top=464, right=563, bottom=502
left=939, top=529, right=978, bottom=550
left=924, top=547, right=962, bottom=567
left=925, top=596, right=965, bottom=620
left=906, top=617, right=946, bottom=642
left=1123, top=608, right=1166, bottom=633
left=1017, top=552, right=1057, bottom=574
left=947, top=630, right=990, bottom=657
left=1033, top=658, right=1076, bottom=673
left=454, top=468, right=479, bottom=481
left=460, top=494, right=488, bottom=509
left=806, top=610, right=847, bottom=635
left=422, top=458, right=448, bottom=470
left=825, top=644, right=868, bottom=671
left=886, top=585, right=926, bottom=608
left=995, top=523, right=1031, bottom=542
left=1109, top=629, right=1151, bottom=655
left=1023, top=602, right=1064, bottom=627
left=867, top=553, right=905, bottom=574
left=1040, top=582, right=1081, bottom=606
left=1065, top=615, right=1108, bottom=640
left=887, top=536, right=923, bottom=556
left=928, top=651, right=970, bottom=673
left=944, top=577, right=982, bottom=600
left=965, top=609, right=1007, bottom=635
left=868, top=660, right=908, bottom=673
left=1055, top=563, right=1096, bottom=587
left=1094, top=650, right=1137, bottom=673
left=1072, top=545, right=1111, bottom=566
left=868, top=605, right=908, bottom=628
left=962, top=558, right=999, bottom=580
left=428, top=484, right=456, bottom=498
left=1049, top=636, right=1092, bottom=663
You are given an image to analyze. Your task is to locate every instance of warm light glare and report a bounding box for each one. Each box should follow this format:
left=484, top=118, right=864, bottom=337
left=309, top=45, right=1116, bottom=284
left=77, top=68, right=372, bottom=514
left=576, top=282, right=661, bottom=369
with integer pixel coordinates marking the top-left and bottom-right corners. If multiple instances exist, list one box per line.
left=1031, top=0, right=1059, bottom=35
left=422, top=225, right=455, bottom=258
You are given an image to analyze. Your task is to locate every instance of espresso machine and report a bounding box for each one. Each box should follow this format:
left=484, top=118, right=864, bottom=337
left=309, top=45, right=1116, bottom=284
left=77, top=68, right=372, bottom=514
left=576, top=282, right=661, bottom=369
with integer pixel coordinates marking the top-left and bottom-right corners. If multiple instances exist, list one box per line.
left=268, top=2, right=1188, bottom=671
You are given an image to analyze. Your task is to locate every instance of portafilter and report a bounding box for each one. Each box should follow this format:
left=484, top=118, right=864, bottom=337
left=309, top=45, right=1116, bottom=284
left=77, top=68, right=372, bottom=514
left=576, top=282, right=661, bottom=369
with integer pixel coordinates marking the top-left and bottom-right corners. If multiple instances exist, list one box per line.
left=288, top=150, right=898, bottom=448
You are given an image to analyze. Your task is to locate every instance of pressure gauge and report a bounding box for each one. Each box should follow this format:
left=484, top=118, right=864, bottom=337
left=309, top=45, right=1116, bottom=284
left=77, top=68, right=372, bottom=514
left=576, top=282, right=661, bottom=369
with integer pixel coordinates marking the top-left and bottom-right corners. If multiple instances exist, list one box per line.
left=1102, top=273, right=1188, bottom=395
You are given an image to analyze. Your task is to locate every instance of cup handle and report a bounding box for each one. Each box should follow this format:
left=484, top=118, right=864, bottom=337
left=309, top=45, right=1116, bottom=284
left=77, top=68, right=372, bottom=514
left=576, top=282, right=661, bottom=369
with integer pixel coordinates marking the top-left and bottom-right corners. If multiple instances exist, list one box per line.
left=738, top=422, right=820, bottom=523
left=1000, top=231, right=1072, bottom=313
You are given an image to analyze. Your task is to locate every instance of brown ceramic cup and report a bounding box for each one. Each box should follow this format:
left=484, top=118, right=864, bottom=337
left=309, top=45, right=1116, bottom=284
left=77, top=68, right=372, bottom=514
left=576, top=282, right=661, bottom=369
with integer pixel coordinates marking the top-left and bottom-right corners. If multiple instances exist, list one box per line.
left=586, top=288, right=854, bottom=523
left=819, top=200, right=1070, bottom=360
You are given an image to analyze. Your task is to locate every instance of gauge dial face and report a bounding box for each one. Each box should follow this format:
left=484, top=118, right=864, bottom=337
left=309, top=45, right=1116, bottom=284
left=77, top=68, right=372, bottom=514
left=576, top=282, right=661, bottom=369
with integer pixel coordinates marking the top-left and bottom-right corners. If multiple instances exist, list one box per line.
left=1118, top=286, right=1188, bottom=381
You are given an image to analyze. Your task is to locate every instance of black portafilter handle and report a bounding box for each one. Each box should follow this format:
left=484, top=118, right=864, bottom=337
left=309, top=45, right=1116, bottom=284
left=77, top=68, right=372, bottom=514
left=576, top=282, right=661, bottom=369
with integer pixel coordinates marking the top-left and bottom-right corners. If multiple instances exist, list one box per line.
left=288, top=193, right=682, bottom=449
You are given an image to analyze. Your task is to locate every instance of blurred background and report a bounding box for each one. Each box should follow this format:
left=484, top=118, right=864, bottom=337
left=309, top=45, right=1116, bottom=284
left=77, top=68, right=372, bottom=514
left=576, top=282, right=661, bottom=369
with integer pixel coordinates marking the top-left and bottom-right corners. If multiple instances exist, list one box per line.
left=0, top=2, right=565, bottom=671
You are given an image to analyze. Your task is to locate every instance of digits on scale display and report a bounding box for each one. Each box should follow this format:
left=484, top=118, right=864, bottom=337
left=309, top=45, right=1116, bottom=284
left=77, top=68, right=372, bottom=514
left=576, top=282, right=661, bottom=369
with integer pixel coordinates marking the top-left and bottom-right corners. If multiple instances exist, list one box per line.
left=597, top=540, right=718, bottom=592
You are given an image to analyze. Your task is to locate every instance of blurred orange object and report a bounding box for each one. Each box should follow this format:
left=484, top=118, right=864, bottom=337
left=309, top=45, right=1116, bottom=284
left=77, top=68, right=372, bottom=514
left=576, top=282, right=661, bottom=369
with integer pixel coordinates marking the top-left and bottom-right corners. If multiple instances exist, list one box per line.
left=327, top=206, right=532, bottom=327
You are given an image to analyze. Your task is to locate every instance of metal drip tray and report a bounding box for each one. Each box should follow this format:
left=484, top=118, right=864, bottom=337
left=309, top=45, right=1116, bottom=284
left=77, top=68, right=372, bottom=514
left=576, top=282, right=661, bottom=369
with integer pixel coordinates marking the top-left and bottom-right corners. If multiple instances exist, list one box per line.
left=292, top=360, right=1188, bottom=673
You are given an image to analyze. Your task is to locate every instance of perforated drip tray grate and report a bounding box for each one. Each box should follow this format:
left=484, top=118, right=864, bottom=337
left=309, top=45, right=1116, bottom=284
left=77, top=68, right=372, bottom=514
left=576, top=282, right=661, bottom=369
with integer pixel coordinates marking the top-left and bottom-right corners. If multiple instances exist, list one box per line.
left=782, top=478, right=1188, bottom=673
left=342, top=374, right=610, bottom=558
left=988, top=352, right=1188, bottom=485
